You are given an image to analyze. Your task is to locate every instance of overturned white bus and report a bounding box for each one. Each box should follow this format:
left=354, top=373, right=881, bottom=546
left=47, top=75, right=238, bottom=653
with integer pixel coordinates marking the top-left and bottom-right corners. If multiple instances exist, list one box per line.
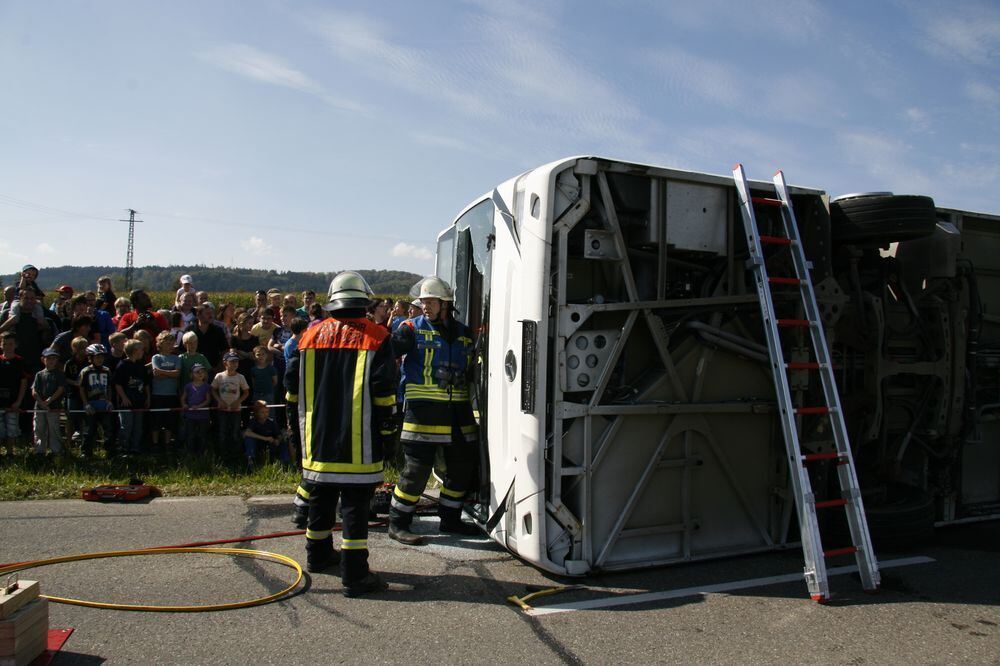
left=433, top=156, right=999, bottom=576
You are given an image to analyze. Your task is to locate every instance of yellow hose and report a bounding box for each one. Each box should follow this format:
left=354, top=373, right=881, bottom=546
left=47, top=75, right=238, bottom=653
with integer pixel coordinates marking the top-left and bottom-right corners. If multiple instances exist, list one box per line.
left=0, top=547, right=303, bottom=612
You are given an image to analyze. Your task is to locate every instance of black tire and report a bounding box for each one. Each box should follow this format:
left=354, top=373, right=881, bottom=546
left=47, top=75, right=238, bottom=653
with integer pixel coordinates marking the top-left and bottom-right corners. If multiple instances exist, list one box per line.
left=830, top=193, right=937, bottom=244
left=827, top=483, right=935, bottom=551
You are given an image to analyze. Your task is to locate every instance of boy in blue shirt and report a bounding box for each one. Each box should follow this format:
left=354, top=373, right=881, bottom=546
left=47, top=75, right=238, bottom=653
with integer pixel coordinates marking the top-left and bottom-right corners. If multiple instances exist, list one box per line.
left=243, top=399, right=283, bottom=473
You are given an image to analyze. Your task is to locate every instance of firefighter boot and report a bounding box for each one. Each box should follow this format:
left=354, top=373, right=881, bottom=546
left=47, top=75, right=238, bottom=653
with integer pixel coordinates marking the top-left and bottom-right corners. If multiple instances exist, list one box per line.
left=343, top=572, right=388, bottom=598
left=388, top=522, right=425, bottom=546
left=439, top=504, right=481, bottom=536
left=306, top=538, right=341, bottom=573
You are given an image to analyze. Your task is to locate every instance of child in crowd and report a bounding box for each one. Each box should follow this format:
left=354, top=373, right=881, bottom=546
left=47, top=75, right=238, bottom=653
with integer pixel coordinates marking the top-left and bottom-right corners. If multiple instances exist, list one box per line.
left=180, top=363, right=211, bottom=454
left=133, top=329, right=154, bottom=363
left=0, top=333, right=27, bottom=454
left=64, top=336, right=89, bottom=448
left=250, top=309, right=277, bottom=347
left=283, top=317, right=308, bottom=461
left=169, top=311, right=185, bottom=351
left=79, top=343, right=114, bottom=458
left=243, top=399, right=283, bottom=472
left=176, top=291, right=196, bottom=328
left=212, top=351, right=249, bottom=457
left=113, top=339, right=149, bottom=455
left=32, top=348, right=65, bottom=455
left=175, top=275, right=194, bottom=308
left=150, top=330, right=181, bottom=449
left=106, top=332, right=127, bottom=373
left=178, top=331, right=210, bottom=389
left=250, top=345, right=276, bottom=414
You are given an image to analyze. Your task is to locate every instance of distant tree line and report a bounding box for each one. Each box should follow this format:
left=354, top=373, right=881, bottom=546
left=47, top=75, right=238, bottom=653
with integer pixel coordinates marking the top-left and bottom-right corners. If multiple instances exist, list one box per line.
left=13, top=265, right=424, bottom=296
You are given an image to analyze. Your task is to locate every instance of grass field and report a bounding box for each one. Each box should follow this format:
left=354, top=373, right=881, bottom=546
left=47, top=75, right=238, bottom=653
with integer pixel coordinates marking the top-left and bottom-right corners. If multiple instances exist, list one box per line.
left=0, top=450, right=302, bottom=501
left=0, top=444, right=402, bottom=501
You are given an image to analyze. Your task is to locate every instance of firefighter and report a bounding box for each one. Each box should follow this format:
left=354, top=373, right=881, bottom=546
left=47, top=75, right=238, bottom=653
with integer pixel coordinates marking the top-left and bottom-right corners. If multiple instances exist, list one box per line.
left=290, top=271, right=397, bottom=597
left=388, top=276, right=480, bottom=545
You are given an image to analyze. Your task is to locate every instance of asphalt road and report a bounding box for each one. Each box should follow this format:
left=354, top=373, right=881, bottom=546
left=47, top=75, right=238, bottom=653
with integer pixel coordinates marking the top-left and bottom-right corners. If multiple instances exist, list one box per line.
left=1, top=495, right=998, bottom=664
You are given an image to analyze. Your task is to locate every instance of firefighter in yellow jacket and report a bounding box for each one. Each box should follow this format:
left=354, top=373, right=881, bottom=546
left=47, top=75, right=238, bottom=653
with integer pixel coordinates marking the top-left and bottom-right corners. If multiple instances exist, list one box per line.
left=387, top=276, right=481, bottom=545
left=289, top=271, right=396, bottom=596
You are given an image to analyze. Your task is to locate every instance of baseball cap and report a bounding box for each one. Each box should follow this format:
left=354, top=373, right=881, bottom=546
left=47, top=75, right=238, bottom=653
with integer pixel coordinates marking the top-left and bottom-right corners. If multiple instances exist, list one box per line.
left=41, top=348, right=60, bottom=358
left=223, top=351, right=240, bottom=361
left=191, top=363, right=206, bottom=372
left=266, top=288, right=281, bottom=296
left=22, top=264, right=37, bottom=272
left=57, top=285, right=74, bottom=294
left=255, top=289, right=267, bottom=296
left=411, top=299, right=422, bottom=307
left=180, top=274, right=193, bottom=284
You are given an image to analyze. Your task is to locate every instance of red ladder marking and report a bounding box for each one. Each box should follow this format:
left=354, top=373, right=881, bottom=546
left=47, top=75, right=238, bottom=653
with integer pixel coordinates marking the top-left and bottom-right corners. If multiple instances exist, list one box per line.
left=759, top=235, right=791, bottom=246
left=824, top=546, right=858, bottom=558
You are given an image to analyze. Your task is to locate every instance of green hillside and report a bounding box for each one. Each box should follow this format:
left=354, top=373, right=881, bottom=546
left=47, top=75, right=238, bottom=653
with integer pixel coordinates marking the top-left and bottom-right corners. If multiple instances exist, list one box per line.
left=14, top=265, right=423, bottom=296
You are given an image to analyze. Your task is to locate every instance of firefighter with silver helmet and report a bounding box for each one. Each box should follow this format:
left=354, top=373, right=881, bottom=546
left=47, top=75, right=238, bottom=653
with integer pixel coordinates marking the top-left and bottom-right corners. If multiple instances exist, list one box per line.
left=388, top=276, right=480, bottom=544
left=285, top=270, right=397, bottom=597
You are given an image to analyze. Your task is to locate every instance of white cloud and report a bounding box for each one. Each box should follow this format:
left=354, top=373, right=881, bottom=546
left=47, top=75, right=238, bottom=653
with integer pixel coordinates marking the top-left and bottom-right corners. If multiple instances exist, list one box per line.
left=904, top=107, right=931, bottom=133
left=391, top=242, right=433, bottom=260
left=965, top=81, right=1000, bottom=108
left=35, top=242, right=56, bottom=255
left=307, top=7, right=644, bottom=148
left=836, top=130, right=934, bottom=195
left=241, top=236, right=272, bottom=256
left=411, top=132, right=475, bottom=153
left=198, top=43, right=363, bottom=112
left=919, top=7, right=1000, bottom=66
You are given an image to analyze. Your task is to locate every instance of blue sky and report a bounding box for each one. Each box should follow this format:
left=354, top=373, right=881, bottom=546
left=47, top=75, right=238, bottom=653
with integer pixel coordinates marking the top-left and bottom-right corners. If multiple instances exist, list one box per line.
left=1, top=0, right=997, bottom=279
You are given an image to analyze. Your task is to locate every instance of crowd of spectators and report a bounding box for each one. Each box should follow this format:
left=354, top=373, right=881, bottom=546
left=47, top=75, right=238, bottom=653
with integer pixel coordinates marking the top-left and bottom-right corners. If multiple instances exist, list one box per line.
left=0, top=265, right=415, bottom=472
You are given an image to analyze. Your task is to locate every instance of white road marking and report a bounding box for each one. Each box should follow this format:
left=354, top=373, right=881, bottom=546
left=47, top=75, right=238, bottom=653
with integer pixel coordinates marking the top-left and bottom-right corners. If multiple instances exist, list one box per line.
left=525, top=556, right=936, bottom=616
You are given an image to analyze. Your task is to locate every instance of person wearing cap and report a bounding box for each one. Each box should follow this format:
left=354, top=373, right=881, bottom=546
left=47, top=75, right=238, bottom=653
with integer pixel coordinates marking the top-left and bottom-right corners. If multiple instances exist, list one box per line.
left=407, top=299, right=422, bottom=319
left=180, top=362, right=211, bottom=454
left=175, top=275, right=195, bottom=309
left=266, top=289, right=282, bottom=319
left=17, top=264, right=44, bottom=300
left=79, top=343, right=115, bottom=458
left=387, top=276, right=481, bottom=545
left=31, top=348, right=66, bottom=455
left=212, top=351, right=250, bottom=457
left=285, top=270, right=396, bottom=596
left=50, top=285, right=75, bottom=321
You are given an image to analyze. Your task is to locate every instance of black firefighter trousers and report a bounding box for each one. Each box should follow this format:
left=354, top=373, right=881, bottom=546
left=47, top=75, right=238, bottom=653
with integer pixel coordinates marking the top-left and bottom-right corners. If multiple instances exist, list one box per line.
left=306, top=484, right=376, bottom=585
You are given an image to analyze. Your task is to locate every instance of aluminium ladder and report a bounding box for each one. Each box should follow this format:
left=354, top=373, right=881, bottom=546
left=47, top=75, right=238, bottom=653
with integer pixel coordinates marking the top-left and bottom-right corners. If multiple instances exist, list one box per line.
left=732, top=164, right=880, bottom=602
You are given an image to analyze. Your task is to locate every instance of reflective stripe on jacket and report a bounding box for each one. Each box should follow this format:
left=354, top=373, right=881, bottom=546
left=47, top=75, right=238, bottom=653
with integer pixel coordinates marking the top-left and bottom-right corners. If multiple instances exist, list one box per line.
left=297, top=316, right=396, bottom=485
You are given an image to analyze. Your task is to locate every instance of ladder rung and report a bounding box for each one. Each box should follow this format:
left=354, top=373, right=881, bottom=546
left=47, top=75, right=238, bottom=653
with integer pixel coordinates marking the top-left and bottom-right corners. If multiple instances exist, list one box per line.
left=802, top=452, right=844, bottom=464
left=768, top=277, right=802, bottom=286
left=786, top=362, right=821, bottom=370
left=814, top=498, right=848, bottom=509
left=795, top=406, right=831, bottom=415
left=752, top=196, right=783, bottom=207
left=824, top=546, right=858, bottom=558
left=777, top=319, right=813, bottom=328
left=759, top=235, right=791, bottom=246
